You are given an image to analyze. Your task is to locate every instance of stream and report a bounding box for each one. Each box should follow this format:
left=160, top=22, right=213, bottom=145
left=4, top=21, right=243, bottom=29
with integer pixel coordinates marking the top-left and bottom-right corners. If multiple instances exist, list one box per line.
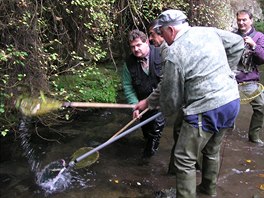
left=0, top=104, right=263, bottom=198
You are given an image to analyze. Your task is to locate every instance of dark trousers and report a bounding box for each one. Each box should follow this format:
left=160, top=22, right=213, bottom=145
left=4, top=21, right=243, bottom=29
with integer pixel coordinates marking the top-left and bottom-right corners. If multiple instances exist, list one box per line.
left=249, top=92, right=264, bottom=141
left=140, top=109, right=165, bottom=157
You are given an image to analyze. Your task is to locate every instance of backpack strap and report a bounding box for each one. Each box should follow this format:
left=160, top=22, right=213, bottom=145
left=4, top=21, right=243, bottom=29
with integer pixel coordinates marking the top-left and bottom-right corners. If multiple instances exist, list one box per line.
left=248, top=31, right=257, bottom=38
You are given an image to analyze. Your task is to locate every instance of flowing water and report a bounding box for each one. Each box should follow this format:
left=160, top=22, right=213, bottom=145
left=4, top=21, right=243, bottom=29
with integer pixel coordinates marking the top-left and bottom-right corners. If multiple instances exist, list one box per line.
left=0, top=103, right=263, bottom=198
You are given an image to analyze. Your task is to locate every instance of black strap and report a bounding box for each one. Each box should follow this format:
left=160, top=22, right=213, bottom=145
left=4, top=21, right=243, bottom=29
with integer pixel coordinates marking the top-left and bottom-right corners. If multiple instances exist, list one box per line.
left=248, top=31, right=257, bottom=39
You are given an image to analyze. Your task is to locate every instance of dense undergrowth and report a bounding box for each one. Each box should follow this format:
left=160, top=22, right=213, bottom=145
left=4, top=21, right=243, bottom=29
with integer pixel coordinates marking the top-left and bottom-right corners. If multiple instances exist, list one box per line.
left=0, top=0, right=263, bottom=137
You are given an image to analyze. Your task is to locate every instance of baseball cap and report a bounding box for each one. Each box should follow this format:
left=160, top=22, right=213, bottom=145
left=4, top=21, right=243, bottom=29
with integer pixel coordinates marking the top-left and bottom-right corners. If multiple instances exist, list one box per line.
left=154, top=9, right=187, bottom=28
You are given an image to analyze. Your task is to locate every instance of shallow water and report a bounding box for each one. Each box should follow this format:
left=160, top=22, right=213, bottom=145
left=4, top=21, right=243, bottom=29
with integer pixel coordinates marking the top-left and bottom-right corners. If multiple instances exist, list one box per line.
left=0, top=104, right=263, bottom=198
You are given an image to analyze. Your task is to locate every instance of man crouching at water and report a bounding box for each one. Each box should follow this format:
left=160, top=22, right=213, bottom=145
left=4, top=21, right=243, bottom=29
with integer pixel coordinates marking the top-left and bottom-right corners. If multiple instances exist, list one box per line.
left=133, top=9, right=244, bottom=198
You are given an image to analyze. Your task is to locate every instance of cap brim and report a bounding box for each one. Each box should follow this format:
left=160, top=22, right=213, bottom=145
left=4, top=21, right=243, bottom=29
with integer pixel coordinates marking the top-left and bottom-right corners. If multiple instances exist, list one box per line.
left=153, top=23, right=162, bottom=29
left=154, top=20, right=187, bottom=29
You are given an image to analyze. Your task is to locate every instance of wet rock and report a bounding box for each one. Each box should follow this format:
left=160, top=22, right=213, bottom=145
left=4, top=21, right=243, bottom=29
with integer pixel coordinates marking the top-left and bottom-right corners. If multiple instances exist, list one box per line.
left=154, top=188, right=176, bottom=198
left=0, top=174, right=12, bottom=187
left=15, top=184, right=30, bottom=193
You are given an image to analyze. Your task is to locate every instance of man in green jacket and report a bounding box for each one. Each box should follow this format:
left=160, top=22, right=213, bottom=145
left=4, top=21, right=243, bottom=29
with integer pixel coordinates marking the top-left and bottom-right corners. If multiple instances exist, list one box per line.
left=122, top=29, right=165, bottom=159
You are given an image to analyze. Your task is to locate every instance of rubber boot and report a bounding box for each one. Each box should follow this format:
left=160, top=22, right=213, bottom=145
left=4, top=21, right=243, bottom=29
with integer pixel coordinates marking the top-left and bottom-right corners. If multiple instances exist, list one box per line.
left=197, top=157, right=218, bottom=197
left=176, top=171, right=196, bottom=198
left=248, top=94, right=264, bottom=145
left=195, top=152, right=203, bottom=171
left=143, top=128, right=162, bottom=158
left=168, top=112, right=183, bottom=175
left=143, top=139, right=155, bottom=157
left=168, top=143, right=177, bottom=175
left=143, top=113, right=165, bottom=158
left=249, top=129, right=264, bottom=145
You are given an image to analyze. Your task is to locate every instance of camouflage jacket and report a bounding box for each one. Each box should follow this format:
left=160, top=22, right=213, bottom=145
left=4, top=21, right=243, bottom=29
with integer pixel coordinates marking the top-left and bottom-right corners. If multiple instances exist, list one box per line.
left=148, top=26, right=244, bottom=116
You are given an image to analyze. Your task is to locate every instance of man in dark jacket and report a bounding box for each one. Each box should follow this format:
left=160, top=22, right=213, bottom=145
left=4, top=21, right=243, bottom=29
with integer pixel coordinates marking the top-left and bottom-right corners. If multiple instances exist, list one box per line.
left=234, top=9, right=264, bottom=145
left=122, top=29, right=165, bottom=158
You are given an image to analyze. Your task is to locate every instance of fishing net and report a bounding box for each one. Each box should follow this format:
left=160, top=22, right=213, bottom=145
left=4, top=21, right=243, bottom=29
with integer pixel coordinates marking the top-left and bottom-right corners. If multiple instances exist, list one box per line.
left=16, top=92, right=134, bottom=117
left=70, top=147, right=99, bottom=169
left=238, top=82, right=264, bottom=104
left=16, top=93, right=63, bottom=116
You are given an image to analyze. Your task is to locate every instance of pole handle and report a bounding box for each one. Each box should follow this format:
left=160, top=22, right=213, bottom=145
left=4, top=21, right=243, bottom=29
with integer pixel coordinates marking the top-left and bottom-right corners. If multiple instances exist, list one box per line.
left=63, top=102, right=135, bottom=109
left=109, top=108, right=149, bottom=140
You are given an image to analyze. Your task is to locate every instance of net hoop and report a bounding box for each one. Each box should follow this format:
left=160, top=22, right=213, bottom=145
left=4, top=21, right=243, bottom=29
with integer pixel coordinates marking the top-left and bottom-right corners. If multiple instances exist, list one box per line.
left=238, top=82, right=264, bottom=104
left=70, top=147, right=99, bottom=169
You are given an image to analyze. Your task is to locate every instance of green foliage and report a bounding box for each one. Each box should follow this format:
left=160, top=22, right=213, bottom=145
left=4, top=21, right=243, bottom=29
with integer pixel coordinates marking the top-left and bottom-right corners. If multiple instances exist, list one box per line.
left=51, top=65, right=120, bottom=103
left=0, top=45, right=28, bottom=67
left=0, top=44, right=29, bottom=136
left=0, top=96, right=6, bottom=136
left=1, top=129, right=9, bottom=137
left=69, top=0, right=117, bottom=61
left=255, top=21, right=264, bottom=32
left=0, top=0, right=261, bottom=136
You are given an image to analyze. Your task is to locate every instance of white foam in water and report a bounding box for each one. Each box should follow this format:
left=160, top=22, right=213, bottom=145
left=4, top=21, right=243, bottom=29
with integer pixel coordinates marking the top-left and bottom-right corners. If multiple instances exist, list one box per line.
left=39, top=171, right=71, bottom=193
left=36, top=160, right=72, bottom=194
left=36, top=160, right=96, bottom=194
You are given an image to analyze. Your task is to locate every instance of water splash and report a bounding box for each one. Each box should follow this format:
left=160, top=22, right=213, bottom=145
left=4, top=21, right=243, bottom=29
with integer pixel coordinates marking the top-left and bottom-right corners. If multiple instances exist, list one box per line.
left=19, top=118, right=40, bottom=172
left=35, top=160, right=96, bottom=194
left=18, top=118, right=72, bottom=194
left=18, top=117, right=97, bottom=195
left=36, top=160, right=72, bottom=194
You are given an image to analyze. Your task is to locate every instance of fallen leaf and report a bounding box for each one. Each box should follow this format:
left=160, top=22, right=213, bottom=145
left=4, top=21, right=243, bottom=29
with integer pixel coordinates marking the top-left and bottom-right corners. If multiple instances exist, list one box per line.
left=258, top=174, right=264, bottom=178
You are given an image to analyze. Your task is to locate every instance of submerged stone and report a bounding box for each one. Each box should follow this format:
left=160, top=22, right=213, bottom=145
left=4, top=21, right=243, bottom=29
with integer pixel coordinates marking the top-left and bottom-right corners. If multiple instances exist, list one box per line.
left=154, top=188, right=176, bottom=198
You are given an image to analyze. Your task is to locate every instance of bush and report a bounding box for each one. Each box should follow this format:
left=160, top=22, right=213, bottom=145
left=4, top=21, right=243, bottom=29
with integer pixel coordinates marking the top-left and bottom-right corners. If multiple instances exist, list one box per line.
left=255, top=21, right=264, bottom=32
left=51, top=65, right=120, bottom=103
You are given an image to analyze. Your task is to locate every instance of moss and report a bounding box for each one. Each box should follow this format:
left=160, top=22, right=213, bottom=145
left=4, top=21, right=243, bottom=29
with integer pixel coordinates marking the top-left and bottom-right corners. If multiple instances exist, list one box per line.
left=52, top=65, right=121, bottom=103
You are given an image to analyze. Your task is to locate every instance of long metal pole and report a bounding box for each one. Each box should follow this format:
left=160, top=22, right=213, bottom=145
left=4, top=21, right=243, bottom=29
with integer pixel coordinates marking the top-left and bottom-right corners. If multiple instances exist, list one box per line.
left=67, top=112, right=162, bottom=168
